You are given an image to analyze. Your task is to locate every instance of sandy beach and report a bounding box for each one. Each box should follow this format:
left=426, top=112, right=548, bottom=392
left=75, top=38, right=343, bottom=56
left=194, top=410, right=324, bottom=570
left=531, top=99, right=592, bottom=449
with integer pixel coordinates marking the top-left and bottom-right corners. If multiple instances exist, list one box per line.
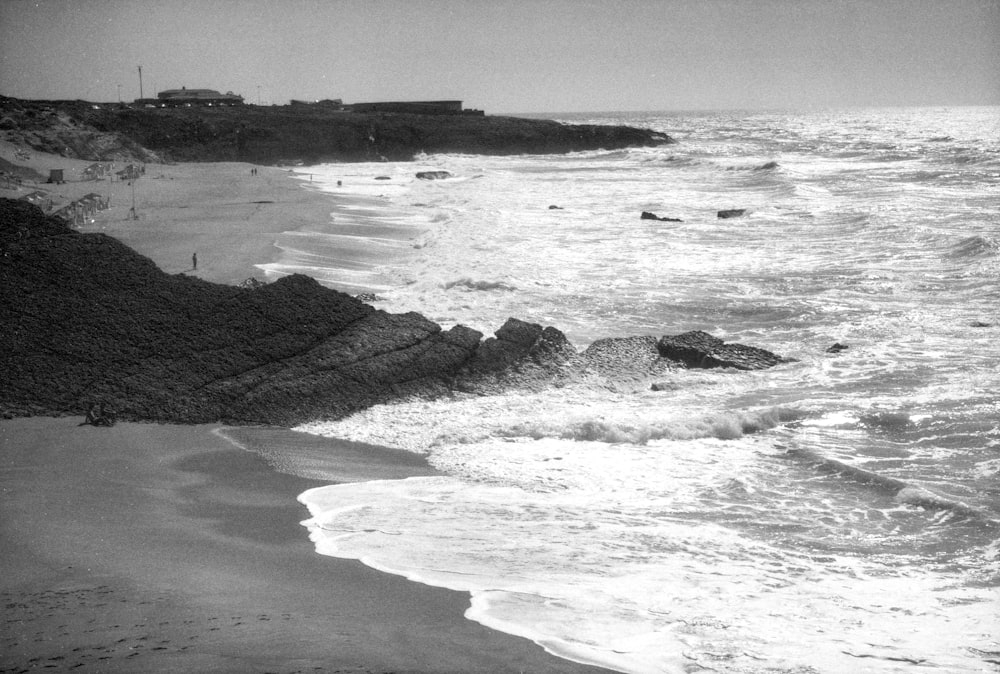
left=1, top=139, right=345, bottom=286
left=0, top=149, right=607, bottom=672
left=0, top=420, right=606, bottom=673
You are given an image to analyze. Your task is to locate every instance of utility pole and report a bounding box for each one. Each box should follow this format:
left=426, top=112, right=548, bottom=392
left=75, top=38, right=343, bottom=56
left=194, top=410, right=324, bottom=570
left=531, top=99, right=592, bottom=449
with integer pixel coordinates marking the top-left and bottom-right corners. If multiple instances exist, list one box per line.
left=257, top=85, right=261, bottom=106
left=138, top=65, right=143, bottom=100
left=129, top=173, right=137, bottom=219
left=117, top=84, right=122, bottom=103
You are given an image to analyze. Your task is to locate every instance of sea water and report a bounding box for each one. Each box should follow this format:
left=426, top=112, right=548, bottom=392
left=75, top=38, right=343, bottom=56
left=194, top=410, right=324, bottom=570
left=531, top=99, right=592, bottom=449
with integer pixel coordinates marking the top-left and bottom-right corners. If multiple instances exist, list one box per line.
left=270, top=108, right=998, bottom=673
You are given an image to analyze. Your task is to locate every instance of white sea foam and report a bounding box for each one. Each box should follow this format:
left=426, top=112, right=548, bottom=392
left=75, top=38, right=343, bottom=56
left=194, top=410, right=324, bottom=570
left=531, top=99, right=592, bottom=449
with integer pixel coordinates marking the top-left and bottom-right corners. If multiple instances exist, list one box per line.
left=287, top=108, right=1000, bottom=673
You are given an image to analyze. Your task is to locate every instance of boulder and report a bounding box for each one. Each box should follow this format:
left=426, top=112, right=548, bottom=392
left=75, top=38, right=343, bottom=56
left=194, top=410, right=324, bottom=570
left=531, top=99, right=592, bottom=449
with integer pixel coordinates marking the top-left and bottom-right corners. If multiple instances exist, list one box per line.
left=657, top=330, right=792, bottom=370
left=640, top=211, right=682, bottom=222
left=717, top=209, right=747, bottom=219
left=825, top=342, right=849, bottom=353
left=416, top=171, right=451, bottom=180
left=466, top=318, right=574, bottom=374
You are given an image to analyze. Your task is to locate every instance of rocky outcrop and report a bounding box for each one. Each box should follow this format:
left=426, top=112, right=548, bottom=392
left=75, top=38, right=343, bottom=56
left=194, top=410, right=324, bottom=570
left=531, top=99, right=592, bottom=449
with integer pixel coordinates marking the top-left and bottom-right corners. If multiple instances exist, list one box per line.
left=656, top=330, right=794, bottom=370
left=717, top=209, right=747, bottom=219
left=1, top=200, right=793, bottom=425
left=640, top=211, right=682, bottom=222
left=0, top=96, right=160, bottom=162
left=416, top=171, right=451, bottom=180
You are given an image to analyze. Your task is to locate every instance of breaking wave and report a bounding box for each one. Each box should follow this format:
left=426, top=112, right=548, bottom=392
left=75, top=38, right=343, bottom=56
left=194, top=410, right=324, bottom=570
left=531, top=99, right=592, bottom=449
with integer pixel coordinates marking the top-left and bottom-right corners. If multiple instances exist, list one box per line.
left=443, top=277, right=518, bottom=292
left=788, top=447, right=997, bottom=526
left=501, top=407, right=802, bottom=444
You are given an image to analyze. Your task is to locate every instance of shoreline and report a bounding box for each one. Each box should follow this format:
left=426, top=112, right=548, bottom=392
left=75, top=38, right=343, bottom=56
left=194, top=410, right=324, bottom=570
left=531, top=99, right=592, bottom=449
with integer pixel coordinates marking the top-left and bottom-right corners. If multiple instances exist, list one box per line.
left=0, top=418, right=609, bottom=673
left=1, top=148, right=612, bottom=672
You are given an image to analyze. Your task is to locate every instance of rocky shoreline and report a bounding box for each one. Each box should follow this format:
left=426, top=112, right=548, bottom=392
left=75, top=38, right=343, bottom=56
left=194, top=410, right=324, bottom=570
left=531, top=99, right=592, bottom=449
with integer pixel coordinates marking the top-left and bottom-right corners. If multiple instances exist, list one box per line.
left=1, top=198, right=792, bottom=426
left=0, top=95, right=673, bottom=164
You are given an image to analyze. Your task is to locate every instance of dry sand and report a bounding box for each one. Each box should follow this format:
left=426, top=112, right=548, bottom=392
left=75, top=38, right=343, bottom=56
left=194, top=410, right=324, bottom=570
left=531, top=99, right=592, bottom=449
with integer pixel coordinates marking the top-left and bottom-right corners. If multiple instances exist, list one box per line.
left=1, top=140, right=336, bottom=286
left=1, top=148, right=609, bottom=672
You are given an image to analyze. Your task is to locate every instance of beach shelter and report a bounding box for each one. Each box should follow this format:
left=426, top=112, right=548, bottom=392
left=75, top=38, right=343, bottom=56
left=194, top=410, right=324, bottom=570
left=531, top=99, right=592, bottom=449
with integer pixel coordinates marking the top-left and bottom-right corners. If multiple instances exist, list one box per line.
left=116, top=165, right=140, bottom=181
left=18, top=190, right=52, bottom=210
left=83, top=163, right=109, bottom=180
left=79, top=193, right=109, bottom=213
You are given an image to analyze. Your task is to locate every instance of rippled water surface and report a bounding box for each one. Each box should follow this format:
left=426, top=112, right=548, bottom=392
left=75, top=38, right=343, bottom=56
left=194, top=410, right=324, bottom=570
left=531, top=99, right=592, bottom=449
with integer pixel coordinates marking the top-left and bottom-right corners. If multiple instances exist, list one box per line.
left=263, top=107, right=998, bottom=673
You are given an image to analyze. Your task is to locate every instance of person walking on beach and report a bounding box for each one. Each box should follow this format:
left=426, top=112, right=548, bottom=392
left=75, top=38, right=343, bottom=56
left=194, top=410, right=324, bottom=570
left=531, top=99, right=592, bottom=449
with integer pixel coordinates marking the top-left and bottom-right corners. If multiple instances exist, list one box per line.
left=192, top=252, right=197, bottom=270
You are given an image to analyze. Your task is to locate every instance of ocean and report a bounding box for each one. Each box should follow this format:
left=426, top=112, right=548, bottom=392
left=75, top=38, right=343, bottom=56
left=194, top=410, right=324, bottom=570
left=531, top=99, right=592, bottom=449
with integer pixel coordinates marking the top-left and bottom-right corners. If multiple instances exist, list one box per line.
left=266, top=107, right=998, bottom=673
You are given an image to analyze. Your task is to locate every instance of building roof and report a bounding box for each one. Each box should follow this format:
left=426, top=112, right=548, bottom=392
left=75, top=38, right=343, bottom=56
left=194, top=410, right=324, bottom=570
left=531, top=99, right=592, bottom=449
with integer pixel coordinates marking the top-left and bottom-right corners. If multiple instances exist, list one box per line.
left=158, top=88, right=242, bottom=100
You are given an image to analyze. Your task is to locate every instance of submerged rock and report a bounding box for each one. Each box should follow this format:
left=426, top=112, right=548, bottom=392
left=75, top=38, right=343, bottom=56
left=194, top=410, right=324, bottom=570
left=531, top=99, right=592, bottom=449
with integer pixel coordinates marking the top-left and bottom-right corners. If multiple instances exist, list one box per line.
left=416, top=170, right=452, bottom=180
left=717, top=209, right=748, bottom=219
left=826, top=342, right=849, bottom=353
left=657, top=330, right=793, bottom=370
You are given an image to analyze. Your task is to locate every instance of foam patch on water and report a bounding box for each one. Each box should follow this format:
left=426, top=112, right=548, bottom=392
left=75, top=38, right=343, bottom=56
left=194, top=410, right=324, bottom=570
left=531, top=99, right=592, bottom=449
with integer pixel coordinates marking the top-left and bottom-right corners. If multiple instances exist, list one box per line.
left=299, top=471, right=999, bottom=674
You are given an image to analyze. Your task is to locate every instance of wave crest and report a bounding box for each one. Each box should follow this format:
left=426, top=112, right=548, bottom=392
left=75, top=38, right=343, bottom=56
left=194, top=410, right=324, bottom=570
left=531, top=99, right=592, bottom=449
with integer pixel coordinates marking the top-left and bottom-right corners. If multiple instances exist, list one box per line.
left=443, top=278, right=517, bottom=292
left=501, top=407, right=800, bottom=445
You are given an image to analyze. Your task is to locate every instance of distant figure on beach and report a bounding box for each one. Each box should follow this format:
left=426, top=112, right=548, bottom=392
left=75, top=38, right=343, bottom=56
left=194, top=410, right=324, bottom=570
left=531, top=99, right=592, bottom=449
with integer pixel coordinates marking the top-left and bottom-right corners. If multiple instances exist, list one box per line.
left=192, top=252, right=197, bottom=270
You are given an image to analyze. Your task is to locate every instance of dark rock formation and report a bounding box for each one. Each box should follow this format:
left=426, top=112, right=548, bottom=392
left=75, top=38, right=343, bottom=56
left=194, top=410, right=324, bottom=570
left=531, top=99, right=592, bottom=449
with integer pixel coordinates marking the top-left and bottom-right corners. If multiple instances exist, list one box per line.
left=548, top=205, right=563, bottom=210
left=717, top=209, right=747, bottom=219
left=416, top=171, right=452, bottom=180
left=969, top=320, right=992, bottom=328
left=657, top=330, right=793, bottom=370
left=0, top=199, right=458, bottom=423
left=2, top=200, right=793, bottom=425
left=826, top=342, right=849, bottom=353
left=640, top=211, right=682, bottom=222
left=1, top=199, right=583, bottom=423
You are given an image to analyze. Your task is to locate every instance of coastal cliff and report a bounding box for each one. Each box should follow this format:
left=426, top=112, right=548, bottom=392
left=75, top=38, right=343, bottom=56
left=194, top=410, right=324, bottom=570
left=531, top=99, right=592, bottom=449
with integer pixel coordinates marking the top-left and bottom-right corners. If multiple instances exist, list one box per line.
left=0, top=96, right=673, bottom=164
left=1, top=199, right=789, bottom=425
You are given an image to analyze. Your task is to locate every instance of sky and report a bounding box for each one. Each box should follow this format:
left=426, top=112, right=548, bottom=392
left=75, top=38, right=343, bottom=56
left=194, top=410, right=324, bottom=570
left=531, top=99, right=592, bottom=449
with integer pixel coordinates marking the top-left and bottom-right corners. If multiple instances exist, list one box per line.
left=1, top=0, right=998, bottom=113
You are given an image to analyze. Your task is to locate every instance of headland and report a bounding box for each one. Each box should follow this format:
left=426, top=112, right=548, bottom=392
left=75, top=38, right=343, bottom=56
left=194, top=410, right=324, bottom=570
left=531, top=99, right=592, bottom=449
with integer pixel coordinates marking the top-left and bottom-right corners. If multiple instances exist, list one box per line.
left=1, top=94, right=673, bottom=164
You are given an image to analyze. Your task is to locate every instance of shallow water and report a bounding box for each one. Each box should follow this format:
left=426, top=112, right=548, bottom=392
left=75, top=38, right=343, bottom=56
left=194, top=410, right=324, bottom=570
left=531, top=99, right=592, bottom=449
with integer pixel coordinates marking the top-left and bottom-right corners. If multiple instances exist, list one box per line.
left=262, top=107, right=998, bottom=673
